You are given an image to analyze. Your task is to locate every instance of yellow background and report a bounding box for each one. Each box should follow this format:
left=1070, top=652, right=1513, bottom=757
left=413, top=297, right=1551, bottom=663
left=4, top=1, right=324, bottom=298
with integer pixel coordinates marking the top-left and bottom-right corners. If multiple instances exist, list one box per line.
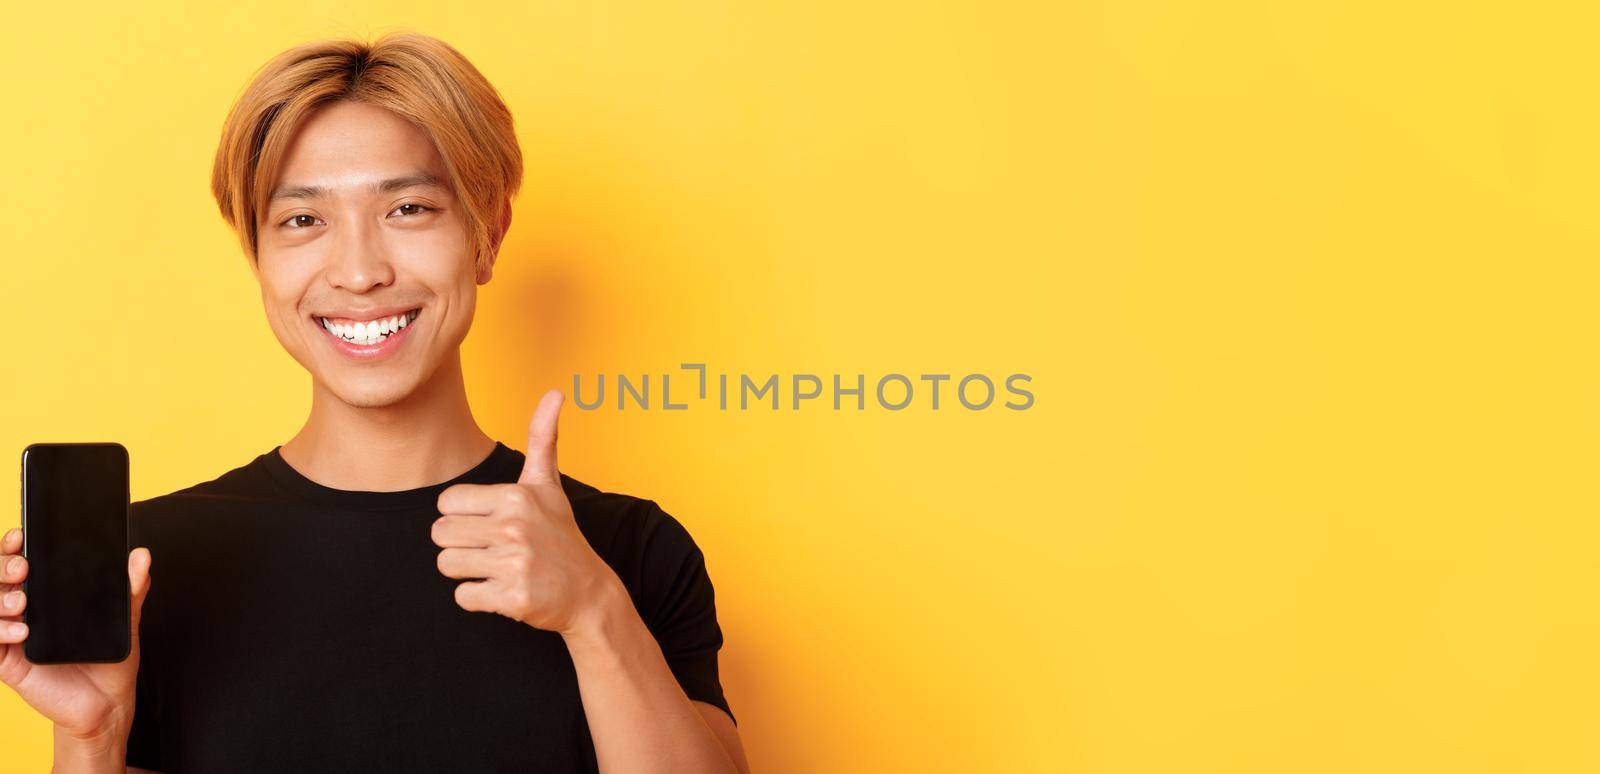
left=2, top=1, right=1596, bottom=771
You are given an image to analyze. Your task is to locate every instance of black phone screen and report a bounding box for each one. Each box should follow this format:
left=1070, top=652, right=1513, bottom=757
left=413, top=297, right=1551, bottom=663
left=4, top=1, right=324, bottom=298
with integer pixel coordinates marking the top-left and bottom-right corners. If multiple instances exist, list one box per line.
left=20, top=442, right=130, bottom=663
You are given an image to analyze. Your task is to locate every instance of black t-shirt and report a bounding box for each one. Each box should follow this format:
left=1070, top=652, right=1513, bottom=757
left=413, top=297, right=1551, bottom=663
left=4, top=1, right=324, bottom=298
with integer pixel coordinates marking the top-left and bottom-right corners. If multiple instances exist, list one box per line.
left=123, top=441, right=733, bottom=772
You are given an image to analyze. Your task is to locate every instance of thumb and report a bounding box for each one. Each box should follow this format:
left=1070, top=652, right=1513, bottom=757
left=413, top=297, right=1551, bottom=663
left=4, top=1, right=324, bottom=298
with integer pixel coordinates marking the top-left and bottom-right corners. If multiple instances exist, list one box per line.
left=519, top=389, right=564, bottom=486
left=129, top=547, right=152, bottom=631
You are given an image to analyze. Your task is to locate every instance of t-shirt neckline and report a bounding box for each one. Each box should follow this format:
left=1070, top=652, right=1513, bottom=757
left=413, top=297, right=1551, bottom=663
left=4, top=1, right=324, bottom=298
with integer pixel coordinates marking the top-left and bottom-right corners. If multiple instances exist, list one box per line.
left=260, top=440, right=522, bottom=511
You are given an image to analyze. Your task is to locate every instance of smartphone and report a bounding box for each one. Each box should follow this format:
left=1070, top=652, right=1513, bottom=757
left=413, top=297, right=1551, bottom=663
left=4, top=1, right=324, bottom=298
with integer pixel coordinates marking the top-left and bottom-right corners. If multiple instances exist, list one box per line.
left=19, top=442, right=131, bottom=664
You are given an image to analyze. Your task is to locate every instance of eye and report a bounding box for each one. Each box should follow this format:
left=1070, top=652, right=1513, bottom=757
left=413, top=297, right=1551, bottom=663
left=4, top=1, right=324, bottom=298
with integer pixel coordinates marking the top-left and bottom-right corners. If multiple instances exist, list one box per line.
left=281, top=213, right=322, bottom=229
left=391, top=203, right=434, bottom=217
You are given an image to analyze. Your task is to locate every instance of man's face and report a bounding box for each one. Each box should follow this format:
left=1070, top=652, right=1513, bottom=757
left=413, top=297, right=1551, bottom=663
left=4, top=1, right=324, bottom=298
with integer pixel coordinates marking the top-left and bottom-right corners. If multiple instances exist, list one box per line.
left=254, top=100, right=491, bottom=409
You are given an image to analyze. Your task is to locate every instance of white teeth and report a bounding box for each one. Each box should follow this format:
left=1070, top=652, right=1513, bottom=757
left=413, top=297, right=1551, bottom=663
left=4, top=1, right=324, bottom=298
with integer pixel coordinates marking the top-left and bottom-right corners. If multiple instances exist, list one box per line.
left=319, top=309, right=419, bottom=345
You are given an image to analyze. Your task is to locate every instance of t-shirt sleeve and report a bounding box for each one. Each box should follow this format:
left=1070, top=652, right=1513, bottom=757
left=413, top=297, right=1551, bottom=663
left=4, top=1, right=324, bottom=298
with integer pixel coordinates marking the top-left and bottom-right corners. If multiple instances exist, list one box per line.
left=638, top=505, right=736, bottom=726
left=124, top=643, right=161, bottom=769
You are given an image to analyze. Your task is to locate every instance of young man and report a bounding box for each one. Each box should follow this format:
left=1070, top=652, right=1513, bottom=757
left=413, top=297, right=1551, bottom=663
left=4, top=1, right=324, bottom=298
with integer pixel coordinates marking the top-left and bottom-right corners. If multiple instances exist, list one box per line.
left=0, top=32, right=749, bottom=773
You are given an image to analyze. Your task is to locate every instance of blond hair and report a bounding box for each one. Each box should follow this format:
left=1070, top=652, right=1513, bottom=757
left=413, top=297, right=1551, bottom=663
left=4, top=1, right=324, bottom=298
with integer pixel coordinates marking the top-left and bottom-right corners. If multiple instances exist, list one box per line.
left=211, top=31, right=522, bottom=271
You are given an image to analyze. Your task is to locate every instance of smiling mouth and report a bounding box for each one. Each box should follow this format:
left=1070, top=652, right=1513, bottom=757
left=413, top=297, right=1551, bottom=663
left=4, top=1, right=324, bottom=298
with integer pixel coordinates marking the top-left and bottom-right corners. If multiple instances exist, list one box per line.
left=314, top=308, right=422, bottom=346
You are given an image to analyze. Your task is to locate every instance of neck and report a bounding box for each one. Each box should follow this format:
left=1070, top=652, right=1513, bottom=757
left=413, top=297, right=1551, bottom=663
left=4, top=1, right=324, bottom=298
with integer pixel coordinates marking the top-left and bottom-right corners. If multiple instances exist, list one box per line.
left=280, top=350, right=497, bottom=492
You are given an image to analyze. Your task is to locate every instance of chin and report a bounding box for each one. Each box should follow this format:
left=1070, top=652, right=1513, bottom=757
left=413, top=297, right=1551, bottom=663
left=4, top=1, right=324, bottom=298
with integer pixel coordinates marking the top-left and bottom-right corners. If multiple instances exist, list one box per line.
left=324, top=377, right=422, bottom=409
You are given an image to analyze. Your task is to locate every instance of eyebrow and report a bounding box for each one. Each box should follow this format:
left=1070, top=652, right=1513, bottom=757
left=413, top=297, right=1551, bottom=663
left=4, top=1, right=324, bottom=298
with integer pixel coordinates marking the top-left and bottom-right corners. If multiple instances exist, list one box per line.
left=268, top=171, right=444, bottom=203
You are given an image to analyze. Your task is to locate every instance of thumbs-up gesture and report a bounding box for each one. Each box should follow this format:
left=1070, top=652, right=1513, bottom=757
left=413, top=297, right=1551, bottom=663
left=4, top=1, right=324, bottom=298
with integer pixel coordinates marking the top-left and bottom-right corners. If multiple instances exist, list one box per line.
left=433, top=390, right=622, bottom=635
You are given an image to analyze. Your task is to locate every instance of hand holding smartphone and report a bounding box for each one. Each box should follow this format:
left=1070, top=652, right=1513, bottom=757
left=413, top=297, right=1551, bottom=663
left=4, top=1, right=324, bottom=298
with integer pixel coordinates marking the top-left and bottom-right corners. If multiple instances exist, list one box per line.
left=1, top=442, right=155, bottom=742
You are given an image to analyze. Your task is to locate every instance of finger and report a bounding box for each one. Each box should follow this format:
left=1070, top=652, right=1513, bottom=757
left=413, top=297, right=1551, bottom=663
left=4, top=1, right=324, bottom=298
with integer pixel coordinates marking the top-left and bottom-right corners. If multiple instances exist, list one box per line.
left=452, top=578, right=499, bottom=613
left=1, top=527, right=19, bottom=555
left=0, top=620, right=24, bottom=643
left=1, top=588, right=22, bottom=616
left=430, top=515, right=498, bottom=548
left=435, top=547, right=499, bottom=580
left=1, top=555, right=25, bottom=585
left=518, top=389, right=563, bottom=486
left=439, top=482, right=518, bottom=516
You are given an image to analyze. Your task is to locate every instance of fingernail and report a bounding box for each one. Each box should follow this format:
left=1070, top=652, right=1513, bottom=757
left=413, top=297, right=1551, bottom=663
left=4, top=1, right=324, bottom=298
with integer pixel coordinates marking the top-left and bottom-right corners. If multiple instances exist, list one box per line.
left=6, top=622, right=24, bottom=638
left=3, top=591, right=17, bottom=608
left=6, top=556, right=20, bottom=574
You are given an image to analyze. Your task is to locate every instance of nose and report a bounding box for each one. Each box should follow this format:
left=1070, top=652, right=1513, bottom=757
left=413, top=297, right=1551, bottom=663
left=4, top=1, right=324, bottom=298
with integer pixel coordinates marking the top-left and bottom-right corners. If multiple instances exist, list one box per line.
left=324, top=217, right=396, bottom=292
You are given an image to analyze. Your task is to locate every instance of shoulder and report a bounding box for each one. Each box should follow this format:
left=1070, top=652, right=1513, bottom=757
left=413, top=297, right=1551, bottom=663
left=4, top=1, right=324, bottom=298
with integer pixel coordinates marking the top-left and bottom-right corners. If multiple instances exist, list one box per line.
left=562, top=473, right=702, bottom=554
left=129, top=451, right=280, bottom=540
left=559, top=473, right=711, bottom=599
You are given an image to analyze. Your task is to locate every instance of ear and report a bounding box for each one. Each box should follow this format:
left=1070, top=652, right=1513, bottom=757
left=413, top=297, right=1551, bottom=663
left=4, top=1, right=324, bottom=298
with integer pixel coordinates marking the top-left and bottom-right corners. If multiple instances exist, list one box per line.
left=477, top=199, right=514, bottom=285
